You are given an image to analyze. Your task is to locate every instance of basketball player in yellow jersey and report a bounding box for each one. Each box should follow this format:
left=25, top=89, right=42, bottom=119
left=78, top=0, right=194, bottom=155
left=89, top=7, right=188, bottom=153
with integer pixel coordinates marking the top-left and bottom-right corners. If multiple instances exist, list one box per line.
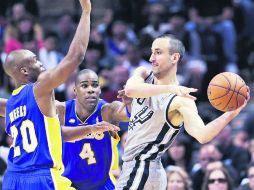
left=116, top=34, right=250, bottom=190
left=1, top=1, right=102, bottom=189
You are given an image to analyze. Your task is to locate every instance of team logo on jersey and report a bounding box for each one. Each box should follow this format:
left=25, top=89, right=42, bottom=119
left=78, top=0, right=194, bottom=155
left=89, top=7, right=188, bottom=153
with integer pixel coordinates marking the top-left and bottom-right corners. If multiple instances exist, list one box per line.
left=128, top=106, right=154, bottom=130
left=69, top=118, right=76, bottom=123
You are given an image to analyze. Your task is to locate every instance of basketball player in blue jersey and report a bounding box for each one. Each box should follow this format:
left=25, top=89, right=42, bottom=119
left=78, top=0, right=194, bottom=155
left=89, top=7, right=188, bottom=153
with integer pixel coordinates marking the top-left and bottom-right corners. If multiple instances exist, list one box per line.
left=54, top=69, right=130, bottom=190
left=115, top=34, right=250, bottom=190
left=0, top=1, right=116, bottom=189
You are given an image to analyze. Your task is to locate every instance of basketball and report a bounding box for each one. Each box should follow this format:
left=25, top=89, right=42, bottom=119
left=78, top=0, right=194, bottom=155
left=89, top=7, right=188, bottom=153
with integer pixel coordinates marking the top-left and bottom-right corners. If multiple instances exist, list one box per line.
left=207, top=72, right=248, bottom=112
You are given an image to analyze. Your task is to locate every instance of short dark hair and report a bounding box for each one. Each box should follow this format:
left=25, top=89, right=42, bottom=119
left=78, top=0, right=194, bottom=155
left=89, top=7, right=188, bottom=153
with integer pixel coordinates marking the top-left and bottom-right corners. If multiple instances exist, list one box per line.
left=157, top=34, right=185, bottom=63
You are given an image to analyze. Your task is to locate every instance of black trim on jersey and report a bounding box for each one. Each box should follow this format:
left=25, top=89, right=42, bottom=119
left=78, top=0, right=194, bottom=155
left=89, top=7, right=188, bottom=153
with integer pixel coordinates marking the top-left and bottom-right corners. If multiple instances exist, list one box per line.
left=164, top=129, right=180, bottom=149
left=135, top=122, right=170, bottom=161
left=144, top=71, right=153, bottom=81
left=137, top=161, right=150, bottom=190
left=123, top=161, right=139, bottom=190
left=166, top=94, right=182, bottom=129
left=123, top=160, right=150, bottom=190
left=146, top=123, right=179, bottom=161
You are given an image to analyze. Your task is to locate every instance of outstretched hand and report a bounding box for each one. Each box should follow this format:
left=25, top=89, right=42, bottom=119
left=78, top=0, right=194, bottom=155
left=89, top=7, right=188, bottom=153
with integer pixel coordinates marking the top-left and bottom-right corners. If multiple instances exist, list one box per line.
left=171, top=85, right=198, bottom=100
left=227, top=85, right=250, bottom=116
left=91, top=121, right=120, bottom=133
left=79, top=0, right=91, bottom=13
left=117, top=88, right=132, bottom=113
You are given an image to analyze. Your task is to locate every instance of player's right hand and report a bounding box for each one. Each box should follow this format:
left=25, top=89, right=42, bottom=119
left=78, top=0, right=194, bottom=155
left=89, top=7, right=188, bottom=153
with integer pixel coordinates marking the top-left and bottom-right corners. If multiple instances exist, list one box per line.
left=169, top=85, right=197, bottom=100
left=92, top=121, right=120, bottom=133
left=80, top=0, right=91, bottom=13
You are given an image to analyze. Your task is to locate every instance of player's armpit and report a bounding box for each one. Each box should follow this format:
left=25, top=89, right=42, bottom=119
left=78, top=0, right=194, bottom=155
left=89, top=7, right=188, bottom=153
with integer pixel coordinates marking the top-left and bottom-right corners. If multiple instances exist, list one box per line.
left=55, top=101, right=66, bottom=125
left=0, top=98, right=7, bottom=117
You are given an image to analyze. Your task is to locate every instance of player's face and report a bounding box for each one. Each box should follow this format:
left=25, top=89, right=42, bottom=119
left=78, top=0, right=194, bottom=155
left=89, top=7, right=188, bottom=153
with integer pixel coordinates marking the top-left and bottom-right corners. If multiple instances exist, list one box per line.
left=24, top=51, right=45, bottom=82
left=167, top=173, right=185, bottom=190
left=75, top=73, right=101, bottom=111
left=149, top=38, right=173, bottom=76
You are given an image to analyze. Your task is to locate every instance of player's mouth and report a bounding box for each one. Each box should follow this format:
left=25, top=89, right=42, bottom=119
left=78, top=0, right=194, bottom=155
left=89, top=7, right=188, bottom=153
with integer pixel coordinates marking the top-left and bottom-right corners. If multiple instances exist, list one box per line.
left=151, top=62, right=158, bottom=67
left=86, top=96, right=97, bottom=103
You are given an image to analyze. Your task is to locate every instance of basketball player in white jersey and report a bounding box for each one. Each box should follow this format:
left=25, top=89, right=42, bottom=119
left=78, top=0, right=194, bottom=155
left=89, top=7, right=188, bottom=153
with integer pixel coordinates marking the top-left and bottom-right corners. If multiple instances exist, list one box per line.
left=115, top=34, right=250, bottom=190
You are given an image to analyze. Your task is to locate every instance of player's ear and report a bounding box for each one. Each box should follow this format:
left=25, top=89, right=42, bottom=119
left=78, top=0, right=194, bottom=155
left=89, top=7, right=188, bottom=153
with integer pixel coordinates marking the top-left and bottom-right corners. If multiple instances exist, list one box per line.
left=20, top=66, right=28, bottom=75
left=172, top=53, right=180, bottom=65
left=73, top=86, right=77, bottom=96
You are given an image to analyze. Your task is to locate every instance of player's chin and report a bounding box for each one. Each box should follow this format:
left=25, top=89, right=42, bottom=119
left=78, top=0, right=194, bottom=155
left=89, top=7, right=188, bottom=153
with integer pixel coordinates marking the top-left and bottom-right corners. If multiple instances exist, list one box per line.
left=86, top=103, right=97, bottom=111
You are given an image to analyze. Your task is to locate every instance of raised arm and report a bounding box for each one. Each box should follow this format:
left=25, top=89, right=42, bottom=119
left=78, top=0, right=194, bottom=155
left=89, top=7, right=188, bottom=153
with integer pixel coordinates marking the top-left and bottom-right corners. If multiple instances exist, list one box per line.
left=171, top=95, right=249, bottom=144
left=124, top=66, right=197, bottom=99
left=0, top=98, right=7, bottom=117
left=34, top=0, right=91, bottom=96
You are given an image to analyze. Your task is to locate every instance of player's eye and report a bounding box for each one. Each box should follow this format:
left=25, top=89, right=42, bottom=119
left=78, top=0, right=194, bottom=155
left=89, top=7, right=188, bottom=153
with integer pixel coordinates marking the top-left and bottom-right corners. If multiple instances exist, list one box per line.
left=81, top=84, right=88, bottom=88
left=92, top=83, right=99, bottom=88
left=155, top=50, right=162, bottom=55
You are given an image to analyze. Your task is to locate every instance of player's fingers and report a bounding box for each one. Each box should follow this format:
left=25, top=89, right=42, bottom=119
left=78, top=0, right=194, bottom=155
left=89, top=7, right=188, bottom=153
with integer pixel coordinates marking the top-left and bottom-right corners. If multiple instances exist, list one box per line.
left=187, top=88, right=198, bottom=93
left=186, top=94, right=197, bottom=101
left=108, top=124, right=120, bottom=132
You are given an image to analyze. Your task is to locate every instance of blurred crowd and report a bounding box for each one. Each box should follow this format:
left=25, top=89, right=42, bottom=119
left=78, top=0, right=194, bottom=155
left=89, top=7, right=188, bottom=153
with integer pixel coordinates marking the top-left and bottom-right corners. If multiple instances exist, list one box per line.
left=1, top=0, right=254, bottom=189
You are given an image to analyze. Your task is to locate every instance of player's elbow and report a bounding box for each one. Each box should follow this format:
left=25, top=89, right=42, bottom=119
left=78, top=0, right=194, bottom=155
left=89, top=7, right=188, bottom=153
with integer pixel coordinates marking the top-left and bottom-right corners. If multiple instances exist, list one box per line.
left=66, top=50, right=85, bottom=65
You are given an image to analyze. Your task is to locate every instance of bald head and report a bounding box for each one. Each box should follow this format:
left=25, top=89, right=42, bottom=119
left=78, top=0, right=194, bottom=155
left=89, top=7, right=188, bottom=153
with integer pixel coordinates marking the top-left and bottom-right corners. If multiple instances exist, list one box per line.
left=4, top=49, right=33, bottom=77
left=4, top=49, right=44, bottom=86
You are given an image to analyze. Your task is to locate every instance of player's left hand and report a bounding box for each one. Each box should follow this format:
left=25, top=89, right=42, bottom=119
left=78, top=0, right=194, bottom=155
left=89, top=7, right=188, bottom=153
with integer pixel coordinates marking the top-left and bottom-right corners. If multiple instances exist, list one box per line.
left=117, top=88, right=132, bottom=113
left=171, top=85, right=198, bottom=100
left=91, top=121, right=120, bottom=133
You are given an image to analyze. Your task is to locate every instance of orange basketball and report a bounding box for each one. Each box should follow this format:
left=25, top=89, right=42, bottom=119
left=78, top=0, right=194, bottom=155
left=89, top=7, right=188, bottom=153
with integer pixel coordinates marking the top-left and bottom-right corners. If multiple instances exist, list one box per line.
left=207, top=72, right=248, bottom=112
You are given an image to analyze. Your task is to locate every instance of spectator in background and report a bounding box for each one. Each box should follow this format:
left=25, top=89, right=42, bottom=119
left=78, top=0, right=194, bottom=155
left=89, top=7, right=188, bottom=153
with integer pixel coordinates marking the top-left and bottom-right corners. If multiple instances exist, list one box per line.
left=166, top=165, right=193, bottom=190
left=191, top=143, right=238, bottom=190
left=141, top=3, right=167, bottom=38
left=162, top=134, right=193, bottom=173
left=105, top=20, right=134, bottom=58
left=212, top=127, right=250, bottom=181
left=56, top=12, right=76, bottom=54
left=3, top=3, right=43, bottom=54
left=202, top=167, right=235, bottom=190
left=238, top=162, right=254, bottom=190
left=187, top=0, right=238, bottom=73
left=122, top=42, right=151, bottom=76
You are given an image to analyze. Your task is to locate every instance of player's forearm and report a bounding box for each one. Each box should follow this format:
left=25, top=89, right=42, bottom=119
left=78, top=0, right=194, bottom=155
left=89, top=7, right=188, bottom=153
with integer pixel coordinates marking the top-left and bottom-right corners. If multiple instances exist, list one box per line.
left=203, top=112, right=236, bottom=141
left=62, top=125, right=92, bottom=142
left=38, top=11, right=91, bottom=91
left=65, top=11, right=90, bottom=68
left=125, top=83, right=171, bottom=98
left=186, top=111, right=235, bottom=144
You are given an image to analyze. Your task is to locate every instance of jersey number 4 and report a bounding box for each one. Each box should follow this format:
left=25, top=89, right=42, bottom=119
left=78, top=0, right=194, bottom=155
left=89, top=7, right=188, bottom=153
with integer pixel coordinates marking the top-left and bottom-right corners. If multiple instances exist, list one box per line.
left=11, top=120, right=38, bottom=157
left=79, top=143, right=96, bottom=165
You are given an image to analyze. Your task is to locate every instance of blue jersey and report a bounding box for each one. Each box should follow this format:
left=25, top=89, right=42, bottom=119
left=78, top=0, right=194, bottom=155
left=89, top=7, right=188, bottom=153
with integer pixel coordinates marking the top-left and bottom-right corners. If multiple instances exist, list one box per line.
left=62, top=99, right=119, bottom=190
left=4, top=84, right=73, bottom=190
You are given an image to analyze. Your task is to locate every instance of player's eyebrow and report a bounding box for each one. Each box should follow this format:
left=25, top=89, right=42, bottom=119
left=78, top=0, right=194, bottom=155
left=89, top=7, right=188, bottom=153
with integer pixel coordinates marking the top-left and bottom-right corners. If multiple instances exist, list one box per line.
left=80, top=80, right=98, bottom=84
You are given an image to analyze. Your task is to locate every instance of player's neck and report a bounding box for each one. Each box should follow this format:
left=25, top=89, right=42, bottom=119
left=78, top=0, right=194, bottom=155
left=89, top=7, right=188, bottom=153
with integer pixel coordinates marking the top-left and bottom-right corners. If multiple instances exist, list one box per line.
left=75, top=105, right=92, bottom=122
left=155, top=74, right=178, bottom=85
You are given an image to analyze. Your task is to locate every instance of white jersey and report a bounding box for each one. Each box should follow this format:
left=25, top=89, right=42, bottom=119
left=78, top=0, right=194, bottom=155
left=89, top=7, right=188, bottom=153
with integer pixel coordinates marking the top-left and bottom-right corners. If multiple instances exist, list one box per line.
left=123, top=72, right=182, bottom=162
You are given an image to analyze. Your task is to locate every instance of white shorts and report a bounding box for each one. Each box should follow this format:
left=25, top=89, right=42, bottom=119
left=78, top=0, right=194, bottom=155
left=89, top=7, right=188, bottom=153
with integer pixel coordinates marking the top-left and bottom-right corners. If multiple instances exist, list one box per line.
left=115, top=160, right=167, bottom=190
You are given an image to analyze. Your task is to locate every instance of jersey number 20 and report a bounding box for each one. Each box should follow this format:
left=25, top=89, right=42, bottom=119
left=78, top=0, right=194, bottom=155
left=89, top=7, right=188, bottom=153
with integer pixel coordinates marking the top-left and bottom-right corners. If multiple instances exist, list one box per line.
left=11, top=119, right=38, bottom=157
